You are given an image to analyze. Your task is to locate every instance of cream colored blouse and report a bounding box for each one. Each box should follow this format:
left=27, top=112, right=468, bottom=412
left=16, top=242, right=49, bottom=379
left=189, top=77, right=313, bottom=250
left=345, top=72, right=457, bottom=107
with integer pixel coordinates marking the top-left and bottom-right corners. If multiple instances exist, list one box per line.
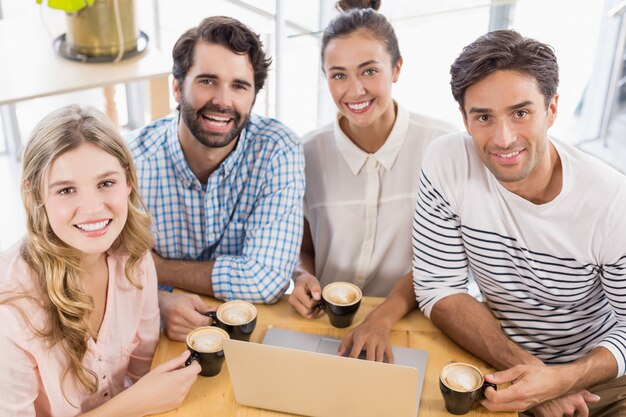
left=303, top=104, right=456, bottom=296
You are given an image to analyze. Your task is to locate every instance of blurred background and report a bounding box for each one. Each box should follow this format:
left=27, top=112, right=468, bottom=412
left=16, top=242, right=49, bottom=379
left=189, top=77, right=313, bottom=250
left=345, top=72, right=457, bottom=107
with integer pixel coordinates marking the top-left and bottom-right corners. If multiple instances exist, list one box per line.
left=1, top=0, right=624, bottom=251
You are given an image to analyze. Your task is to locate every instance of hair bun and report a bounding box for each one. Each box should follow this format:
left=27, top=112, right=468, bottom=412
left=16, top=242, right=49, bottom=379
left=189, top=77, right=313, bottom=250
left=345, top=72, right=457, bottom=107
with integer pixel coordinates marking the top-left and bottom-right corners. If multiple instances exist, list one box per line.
left=336, top=0, right=381, bottom=12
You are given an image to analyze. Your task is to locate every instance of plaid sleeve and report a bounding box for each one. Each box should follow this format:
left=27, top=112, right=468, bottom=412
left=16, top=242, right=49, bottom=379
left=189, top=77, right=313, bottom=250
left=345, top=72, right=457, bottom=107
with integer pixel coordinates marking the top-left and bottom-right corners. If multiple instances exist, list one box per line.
left=212, top=138, right=305, bottom=303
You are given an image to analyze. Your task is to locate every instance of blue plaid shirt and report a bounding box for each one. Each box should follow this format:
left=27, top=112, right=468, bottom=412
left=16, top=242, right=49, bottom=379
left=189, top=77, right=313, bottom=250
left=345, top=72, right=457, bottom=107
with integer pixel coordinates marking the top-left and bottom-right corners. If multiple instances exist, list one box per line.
left=127, top=113, right=304, bottom=303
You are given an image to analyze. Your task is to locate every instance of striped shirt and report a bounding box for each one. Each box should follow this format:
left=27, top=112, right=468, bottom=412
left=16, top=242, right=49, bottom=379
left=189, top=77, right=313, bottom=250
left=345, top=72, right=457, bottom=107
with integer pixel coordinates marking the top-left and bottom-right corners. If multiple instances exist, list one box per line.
left=127, top=113, right=305, bottom=303
left=412, top=132, right=626, bottom=376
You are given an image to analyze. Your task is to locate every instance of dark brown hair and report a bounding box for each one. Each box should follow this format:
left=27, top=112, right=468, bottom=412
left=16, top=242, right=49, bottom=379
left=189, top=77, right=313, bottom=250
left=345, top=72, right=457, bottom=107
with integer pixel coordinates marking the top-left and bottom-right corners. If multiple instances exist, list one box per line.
left=450, top=29, right=559, bottom=111
left=172, top=16, right=271, bottom=94
left=321, top=0, right=400, bottom=69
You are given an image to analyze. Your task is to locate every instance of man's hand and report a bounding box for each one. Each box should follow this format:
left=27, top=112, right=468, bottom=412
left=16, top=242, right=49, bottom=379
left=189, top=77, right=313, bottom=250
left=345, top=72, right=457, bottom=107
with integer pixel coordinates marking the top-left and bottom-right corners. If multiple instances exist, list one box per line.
left=337, top=312, right=394, bottom=363
left=525, top=391, right=600, bottom=417
left=288, top=273, right=324, bottom=319
left=481, top=364, right=599, bottom=412
left=159, top=292, right=215, bottom=341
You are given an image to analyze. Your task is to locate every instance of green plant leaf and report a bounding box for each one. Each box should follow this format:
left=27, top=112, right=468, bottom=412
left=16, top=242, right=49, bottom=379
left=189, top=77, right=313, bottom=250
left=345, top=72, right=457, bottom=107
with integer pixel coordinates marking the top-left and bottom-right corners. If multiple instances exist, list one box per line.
left=36, top=0, right=95, bottom=13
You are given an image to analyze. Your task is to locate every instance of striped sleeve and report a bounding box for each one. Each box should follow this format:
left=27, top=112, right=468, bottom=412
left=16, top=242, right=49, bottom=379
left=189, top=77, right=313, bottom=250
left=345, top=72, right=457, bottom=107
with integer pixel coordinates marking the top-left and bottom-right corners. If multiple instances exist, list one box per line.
left=597, top=184, right=626, bottom=376
left=598, top=255, right=626, bottom=376
left=412, top=169, right=469, bottom=318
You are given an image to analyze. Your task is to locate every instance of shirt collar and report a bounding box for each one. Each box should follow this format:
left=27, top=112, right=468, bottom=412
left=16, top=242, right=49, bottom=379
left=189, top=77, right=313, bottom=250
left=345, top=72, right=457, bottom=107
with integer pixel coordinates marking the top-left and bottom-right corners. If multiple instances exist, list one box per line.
left=333, top=102, right=410, bottom=175
left=166, top=113, right=252, bottom=188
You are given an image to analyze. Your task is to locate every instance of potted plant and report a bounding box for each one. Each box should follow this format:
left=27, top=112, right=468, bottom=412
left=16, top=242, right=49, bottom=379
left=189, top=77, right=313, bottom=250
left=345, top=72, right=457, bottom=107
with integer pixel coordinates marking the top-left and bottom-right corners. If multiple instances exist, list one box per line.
left=37, top=0, right=140, bottom=60
left=36, top=0, right=95, bottom=13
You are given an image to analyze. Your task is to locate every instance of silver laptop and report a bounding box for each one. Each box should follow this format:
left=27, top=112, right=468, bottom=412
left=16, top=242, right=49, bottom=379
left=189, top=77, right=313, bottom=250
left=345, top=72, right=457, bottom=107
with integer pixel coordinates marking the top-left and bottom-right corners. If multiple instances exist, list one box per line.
left=223, top=328, right=427, bottom=417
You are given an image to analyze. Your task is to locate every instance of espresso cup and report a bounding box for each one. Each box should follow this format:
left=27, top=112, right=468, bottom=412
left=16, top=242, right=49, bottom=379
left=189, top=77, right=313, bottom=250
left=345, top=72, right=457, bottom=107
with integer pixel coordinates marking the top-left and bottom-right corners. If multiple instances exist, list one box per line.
left=185, top=326, right=230, bottom=377
left=439, top=362, right=497, bottom=415
left=320, top=282, right=362, bottom=328
left=206, top=300, right=257, bottom=341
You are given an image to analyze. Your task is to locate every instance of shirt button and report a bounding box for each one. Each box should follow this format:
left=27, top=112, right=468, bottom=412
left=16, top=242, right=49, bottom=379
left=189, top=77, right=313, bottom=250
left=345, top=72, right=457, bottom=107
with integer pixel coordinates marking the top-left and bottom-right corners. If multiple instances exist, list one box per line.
left=103, top=375, right=106, bottom=380
left=98, top=356, right=103, bottom=362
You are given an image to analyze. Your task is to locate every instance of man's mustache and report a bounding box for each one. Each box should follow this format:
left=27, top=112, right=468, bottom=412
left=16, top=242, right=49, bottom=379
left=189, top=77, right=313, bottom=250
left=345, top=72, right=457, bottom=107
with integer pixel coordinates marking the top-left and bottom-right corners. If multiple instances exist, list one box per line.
left=197, top=104, right=238, bottom=118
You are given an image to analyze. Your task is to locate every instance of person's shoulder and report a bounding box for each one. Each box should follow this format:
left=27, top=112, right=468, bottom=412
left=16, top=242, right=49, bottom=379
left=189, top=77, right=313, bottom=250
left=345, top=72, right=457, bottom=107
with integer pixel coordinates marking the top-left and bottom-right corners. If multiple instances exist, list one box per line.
left=302, top=122, right=334, bottom=151
left=246, top=114, right=301, bottom=149
left=0, top=242, right=44, bottom=334
left=0, top=300, right=29, bottom=340
left=555, top=139, right=626, bottom=197
left=426, top=131, right=472, bottom=157
left=557, top=139, right=623, bottom=177
left=0, top=240, right=32, bottom=292
left=420, top=132, right=477, bottom=183
left=0, top=240, right=20, bottom=265
left=407, top=110, right=459, bottom=135
left=302, top=122, right=334, bottom=142
left=126, top=115, right=176, bottom=162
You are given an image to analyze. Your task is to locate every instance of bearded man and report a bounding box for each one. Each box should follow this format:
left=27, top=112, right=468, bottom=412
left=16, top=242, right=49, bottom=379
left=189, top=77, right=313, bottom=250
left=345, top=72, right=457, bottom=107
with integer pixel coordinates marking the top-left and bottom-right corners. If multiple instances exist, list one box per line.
left=128, top=16, right=304, bottom=341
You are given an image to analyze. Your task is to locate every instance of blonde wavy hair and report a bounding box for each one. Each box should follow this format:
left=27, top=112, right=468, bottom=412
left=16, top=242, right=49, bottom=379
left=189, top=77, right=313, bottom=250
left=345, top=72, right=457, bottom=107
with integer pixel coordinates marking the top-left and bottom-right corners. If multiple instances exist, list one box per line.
left=17, top=105, right=153, bottom=396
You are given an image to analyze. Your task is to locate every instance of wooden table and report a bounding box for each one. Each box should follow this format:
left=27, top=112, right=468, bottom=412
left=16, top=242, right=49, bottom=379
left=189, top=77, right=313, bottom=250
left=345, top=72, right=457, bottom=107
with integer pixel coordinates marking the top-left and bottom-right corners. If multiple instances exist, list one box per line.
left=0, top=17, right=171, bottom=158
left=152, top=295, right=514, bottom=417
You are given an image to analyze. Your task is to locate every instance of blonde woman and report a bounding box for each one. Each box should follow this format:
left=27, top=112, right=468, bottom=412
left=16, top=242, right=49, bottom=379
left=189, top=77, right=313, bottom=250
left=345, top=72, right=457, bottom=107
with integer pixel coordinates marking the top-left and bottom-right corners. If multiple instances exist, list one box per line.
left=0, top=105, right=199, bottom=416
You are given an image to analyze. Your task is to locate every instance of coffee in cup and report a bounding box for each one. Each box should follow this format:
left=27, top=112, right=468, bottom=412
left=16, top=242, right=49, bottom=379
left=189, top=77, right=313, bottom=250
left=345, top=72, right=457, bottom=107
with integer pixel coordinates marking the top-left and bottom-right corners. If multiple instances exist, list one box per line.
left=320, top=282, right=362, bottom=328
left=185, top=326, right=229, bottom=377
left=206, top=300, right=258, bottom=341
left=439, top=362, right=496, bottom=415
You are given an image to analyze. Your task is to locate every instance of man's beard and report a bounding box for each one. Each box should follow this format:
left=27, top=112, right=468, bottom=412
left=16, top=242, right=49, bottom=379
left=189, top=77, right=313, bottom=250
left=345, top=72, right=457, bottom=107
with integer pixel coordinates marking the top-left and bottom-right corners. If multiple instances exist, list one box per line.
left=179, top=97, right=249, bottom=149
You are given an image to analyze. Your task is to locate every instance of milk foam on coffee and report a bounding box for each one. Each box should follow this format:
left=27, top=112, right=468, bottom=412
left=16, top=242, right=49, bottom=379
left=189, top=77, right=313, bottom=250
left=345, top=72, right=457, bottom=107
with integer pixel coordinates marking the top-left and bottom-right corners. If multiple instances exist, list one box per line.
left=220, top=307, right=252, bottom=325
left=218, top=302, right=255, bottom=325
left=191, top=331, right=224, bottom=352
left=324, top=282, right=360, bottom=305
left=442, top=364, right=482, bottom=392
left=328, top=287, right=355, bottom=304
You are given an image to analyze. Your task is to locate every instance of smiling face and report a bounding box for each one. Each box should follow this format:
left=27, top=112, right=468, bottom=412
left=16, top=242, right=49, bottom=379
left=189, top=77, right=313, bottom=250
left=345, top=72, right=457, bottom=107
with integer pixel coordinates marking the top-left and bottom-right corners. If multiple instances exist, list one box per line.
left=43, top=143, right=131, bottom=261
left=323, top=29, right=401, bottom=134
left=174, top=41, right=256, bottom=149
left=462, top=70, right=558, bottom=192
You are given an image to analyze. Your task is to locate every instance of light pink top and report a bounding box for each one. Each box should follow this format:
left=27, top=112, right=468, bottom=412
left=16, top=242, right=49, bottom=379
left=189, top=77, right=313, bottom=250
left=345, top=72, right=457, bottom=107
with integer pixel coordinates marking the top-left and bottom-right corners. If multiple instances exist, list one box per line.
left=0, top=242, right=160, bottom=417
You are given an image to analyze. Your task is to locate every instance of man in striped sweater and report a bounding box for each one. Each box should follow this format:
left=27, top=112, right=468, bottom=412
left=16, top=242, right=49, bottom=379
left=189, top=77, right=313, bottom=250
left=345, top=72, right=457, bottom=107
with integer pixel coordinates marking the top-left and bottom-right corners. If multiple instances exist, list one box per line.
left=411, top=30, right=626, bottom=416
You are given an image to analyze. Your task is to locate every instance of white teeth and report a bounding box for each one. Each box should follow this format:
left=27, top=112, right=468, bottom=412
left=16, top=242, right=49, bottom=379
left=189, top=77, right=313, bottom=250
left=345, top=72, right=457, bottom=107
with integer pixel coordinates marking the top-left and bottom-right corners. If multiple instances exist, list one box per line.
left=347, top=101, right=371, bottom=111
left=76, top=220, right=109, bottom=232
left=203, top=114, right=230, bottom=125
left=498, top=151, right=520, bottom=158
